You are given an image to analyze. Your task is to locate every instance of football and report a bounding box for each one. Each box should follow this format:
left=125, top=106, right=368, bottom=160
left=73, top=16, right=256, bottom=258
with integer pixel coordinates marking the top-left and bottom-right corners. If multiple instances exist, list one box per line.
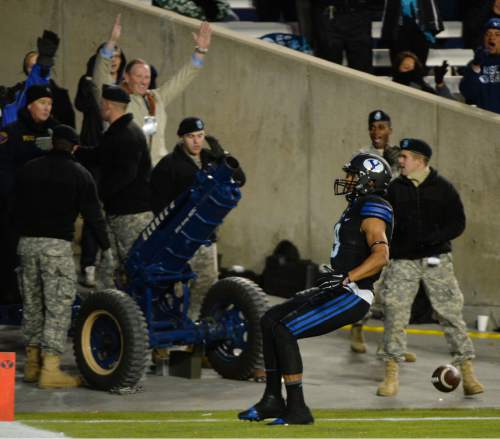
left=431, top=364, right=461, bottom=392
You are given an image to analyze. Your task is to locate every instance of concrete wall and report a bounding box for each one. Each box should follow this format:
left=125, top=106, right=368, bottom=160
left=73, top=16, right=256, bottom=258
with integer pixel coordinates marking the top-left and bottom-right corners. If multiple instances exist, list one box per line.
left=1, top=0, right=499, bottom=323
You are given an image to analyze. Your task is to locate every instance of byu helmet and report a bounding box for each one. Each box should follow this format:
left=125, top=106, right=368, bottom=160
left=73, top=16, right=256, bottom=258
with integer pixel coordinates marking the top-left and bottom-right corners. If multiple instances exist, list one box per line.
left=334, top=152, right=392, bottom=200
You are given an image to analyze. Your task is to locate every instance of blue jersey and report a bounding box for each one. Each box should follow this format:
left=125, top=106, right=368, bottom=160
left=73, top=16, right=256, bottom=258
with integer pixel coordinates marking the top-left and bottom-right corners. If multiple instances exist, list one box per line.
left=330, top=195, right=393, bottom=290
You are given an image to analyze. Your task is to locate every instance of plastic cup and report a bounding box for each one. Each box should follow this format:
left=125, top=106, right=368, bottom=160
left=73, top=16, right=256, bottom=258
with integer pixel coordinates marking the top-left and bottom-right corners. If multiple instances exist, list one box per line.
left=477, top=315, right=489, bottom=332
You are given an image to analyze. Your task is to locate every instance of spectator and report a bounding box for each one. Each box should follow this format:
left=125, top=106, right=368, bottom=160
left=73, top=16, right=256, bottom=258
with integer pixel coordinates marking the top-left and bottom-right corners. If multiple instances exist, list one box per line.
left=463, top=0, right=500, bottom=49
left=93, top=14, right=212, bottom=165
left=98, top=85, right=153, bottom=271
left=74, top=43, right=127, bottom=287
left=381, top=0, right=443, bottom=67
left=1, top=30, right=60, bottom=128
left=153, top=0, right=239, bottom=21
left=377, top=138, right=484, bottom=397
left=4, top=51, right=76, bottom=128
left=392, top=51, right=453, bottom=98
left=308, top=0, right=374, bottom=73
left=12, top=125, right=112, bottom=389
left=460, top=18, right=500, bottom=114
left=0, top=85, right=58, bottom=304
left=150, top=117, right=245, bottom=319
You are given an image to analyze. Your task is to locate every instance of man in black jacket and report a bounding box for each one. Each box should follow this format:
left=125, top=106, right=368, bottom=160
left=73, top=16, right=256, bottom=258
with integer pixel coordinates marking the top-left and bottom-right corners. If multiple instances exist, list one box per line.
left=99, top=85, right=153, bottom=269
left=0, top=85, right=58, bottom=305
left=377, top=138, right=484, bottom=397
left=151, top=117, right=245, bottom=319
left=13, top=124, right=112, bottom=389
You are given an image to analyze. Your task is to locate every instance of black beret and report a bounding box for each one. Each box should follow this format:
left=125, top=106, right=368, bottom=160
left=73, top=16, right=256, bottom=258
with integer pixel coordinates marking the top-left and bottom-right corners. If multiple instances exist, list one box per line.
left=400, top=138, right=432, bottom=159
left=177, top=117, right=205, bottom=136
left=26, top=85, right=53, bottom=106
left=102, top=84, right=130, bottom=104
left=368, top=110, right=391, bottom=126
left=52, top=124, right=80, bottom=145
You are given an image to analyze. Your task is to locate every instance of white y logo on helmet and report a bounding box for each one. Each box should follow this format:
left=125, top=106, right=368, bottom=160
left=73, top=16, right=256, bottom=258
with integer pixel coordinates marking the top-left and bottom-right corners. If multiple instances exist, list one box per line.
left=363, top=158, right=384, bottom=173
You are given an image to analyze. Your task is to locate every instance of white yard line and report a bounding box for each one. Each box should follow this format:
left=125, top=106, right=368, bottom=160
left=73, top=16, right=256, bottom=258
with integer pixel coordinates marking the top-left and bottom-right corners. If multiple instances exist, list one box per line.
left=22, top=416, right=500, bottom=424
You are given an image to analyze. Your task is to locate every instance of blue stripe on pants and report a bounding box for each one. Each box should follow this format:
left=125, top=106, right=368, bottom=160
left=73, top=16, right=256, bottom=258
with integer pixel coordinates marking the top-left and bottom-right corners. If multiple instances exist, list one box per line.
left=285, top=293, right=349, bottom=330
left=287, top=294, right=357, bottom=333
left=292, top=295, right=362, bottom=336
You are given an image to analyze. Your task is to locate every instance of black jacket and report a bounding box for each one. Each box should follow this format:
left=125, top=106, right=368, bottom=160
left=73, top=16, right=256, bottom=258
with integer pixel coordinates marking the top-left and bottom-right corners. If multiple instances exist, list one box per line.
left=0, top=108, right=58, bottom=202
left=381, top=0, right=444, bottom=41
left=386, top=168, right=465, bottom=260
left=12, top=149, right=109, bottom=248
left=98, top=113, right=152, bottom=215
left=74, top=45, right=127, bottom=149
left=150, top=142, right=246, bottom=215
left=3, top=79, right=75, bottom=128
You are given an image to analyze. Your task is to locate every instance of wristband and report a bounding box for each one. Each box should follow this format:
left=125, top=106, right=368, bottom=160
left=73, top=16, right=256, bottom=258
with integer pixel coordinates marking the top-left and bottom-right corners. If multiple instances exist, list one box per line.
left=195, top=46, right=208, bottom=54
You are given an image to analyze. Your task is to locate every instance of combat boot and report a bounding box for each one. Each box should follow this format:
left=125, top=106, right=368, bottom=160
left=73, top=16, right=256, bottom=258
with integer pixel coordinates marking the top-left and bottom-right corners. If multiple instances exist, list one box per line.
left=377, top=359, right=399, bottom=396
left=460, top=360, right=485, bottom=395
left=23, top=345, right=41, bottom=383
left=38, top=353, right=81, bottom=389
left=404, top=351, right=417, bottom=362
left=350, top=325, right=367, bottom=353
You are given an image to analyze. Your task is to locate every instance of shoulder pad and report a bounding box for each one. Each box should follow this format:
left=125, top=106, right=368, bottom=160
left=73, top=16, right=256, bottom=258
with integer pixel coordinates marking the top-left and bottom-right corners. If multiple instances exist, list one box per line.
left=359, top=196, right=393, bottom=224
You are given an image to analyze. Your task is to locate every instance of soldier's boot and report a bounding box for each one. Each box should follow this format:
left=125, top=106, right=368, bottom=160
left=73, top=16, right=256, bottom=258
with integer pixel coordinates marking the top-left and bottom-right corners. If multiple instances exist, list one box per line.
left=38, top=353, right=81, bottom=389
left=460, top=360, right=485, bottom=395
left=377, top=359, right=399, bottom=396
left=404, top=351, right=417, bottom=362
left=350, top=325, right=367, bottom=353
left=23, top=345, right=41, bottom=383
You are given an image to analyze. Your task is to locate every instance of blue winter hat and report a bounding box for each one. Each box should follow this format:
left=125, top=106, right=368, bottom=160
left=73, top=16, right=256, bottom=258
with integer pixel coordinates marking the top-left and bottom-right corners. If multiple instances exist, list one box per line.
left=484, top=18, right=500, bottom=32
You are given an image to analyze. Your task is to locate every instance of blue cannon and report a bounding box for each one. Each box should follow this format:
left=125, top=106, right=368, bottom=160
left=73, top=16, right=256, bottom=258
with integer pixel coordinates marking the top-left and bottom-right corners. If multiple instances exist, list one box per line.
left=71, top=157, right=268, bottom=390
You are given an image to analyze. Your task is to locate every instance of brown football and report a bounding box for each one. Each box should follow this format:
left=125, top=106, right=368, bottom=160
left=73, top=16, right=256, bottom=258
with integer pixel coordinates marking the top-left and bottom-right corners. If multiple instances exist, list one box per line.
left=431, top=365, right=461, bottom=392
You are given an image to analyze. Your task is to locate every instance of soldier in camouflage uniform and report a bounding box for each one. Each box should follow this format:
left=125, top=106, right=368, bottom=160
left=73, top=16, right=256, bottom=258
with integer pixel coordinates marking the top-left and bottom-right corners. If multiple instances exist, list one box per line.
left=151, top=117, right=245, bottom=320
left=13, top=125, right=112, bottom=389
left=377, top=138, right=484, bottom=397
left=98, top=85, right=154, bottom=273
left=350, top=110, right=407, bottom=355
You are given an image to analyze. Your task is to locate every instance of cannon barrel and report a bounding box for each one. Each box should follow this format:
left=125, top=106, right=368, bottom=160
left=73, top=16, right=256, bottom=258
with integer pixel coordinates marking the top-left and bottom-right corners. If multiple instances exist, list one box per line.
left=125, top=157, right=241, bottom=283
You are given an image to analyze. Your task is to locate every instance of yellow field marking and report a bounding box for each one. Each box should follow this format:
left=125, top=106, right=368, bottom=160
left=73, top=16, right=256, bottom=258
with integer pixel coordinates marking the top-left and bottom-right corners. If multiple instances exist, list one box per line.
left=341, top=324, right=500, bottom=339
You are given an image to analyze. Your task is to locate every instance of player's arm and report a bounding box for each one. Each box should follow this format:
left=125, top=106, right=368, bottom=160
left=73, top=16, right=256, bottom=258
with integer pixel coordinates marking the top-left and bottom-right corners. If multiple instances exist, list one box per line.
left=346, top=217, right=389, bottom=283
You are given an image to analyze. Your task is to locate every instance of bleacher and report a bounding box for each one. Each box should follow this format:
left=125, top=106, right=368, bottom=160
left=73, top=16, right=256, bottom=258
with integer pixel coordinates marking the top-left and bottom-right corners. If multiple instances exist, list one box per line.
left=224, top=0, right=470, bottom=94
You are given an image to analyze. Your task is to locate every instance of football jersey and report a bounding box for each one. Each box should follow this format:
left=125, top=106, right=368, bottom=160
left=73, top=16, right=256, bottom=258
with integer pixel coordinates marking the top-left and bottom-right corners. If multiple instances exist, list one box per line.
left=330, top=195, right=393, bottom=290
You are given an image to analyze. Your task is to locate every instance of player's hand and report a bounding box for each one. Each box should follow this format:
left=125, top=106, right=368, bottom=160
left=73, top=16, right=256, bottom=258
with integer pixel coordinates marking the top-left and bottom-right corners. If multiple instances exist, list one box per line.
left=315, top=266, right=348, bottom=292
left=193, top=21, right=212, bottom=51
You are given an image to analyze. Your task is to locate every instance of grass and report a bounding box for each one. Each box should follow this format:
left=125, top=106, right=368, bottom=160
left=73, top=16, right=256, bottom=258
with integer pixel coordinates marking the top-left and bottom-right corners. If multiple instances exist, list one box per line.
left=17, top=408, right=500, bottom=438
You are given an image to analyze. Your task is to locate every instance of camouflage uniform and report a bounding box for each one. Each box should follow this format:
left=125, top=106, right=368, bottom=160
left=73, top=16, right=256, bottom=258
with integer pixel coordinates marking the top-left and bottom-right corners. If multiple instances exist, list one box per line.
left=188, top=242, right=218, bottom=320
left=382, top=254, right=475, bottom=365
left=17, top=237, right=76, bottom=355
left=107, top=211, right=154, bottom=267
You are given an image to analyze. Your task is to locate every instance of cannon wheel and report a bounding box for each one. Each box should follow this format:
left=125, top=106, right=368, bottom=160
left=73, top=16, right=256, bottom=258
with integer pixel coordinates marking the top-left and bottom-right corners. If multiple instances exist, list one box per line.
left=73, top=289, right=149, bottom=391
left=200, top=277, right=269, bottom=380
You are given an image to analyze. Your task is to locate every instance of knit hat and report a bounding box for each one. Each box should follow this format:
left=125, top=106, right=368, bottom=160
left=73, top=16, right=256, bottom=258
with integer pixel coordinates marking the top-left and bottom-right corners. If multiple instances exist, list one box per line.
left=177, top=117, right=205, bottom=136
left=368, top=110, right=391, bottom=126
left=53, top=124, right=80, bottom=146
left=484, top=18, right=500, bottom=32
left=26, top=85, right=52, bottom=106
left=400, top=138, right=432, bottom=159
left=102, top=84, right=130, bottom=104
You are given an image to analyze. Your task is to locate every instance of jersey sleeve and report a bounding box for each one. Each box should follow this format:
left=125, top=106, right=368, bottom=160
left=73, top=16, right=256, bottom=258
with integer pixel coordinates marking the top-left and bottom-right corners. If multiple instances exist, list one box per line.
left=359, top=197, right=393, bottom=225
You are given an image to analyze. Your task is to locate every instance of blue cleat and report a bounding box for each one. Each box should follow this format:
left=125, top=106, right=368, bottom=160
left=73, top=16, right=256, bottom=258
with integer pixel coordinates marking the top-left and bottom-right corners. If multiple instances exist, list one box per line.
left=268, top=406, right=314, bottom=425
left=238, top=394, right=286, bottom=421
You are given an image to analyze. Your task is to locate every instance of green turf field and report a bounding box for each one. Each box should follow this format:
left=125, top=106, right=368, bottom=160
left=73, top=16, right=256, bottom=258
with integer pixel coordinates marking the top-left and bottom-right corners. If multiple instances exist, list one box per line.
left=17, top=409, right=500, bottom=438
